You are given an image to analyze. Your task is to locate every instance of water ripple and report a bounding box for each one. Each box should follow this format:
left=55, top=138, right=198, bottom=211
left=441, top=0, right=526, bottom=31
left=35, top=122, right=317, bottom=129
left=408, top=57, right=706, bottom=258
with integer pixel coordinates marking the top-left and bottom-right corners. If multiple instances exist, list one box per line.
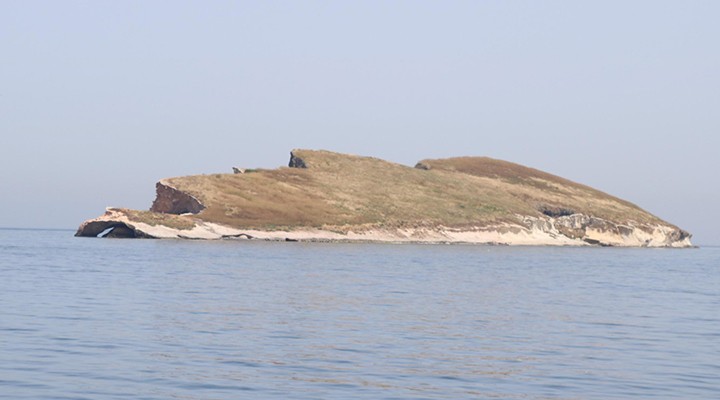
left=1, top=230, right=718, bottom=399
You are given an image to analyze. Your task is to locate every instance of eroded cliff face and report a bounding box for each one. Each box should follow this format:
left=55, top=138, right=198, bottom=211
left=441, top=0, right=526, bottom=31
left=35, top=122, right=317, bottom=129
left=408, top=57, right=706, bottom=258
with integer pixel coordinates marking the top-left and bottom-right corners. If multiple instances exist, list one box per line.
left=520, top=214, right=692, bottom=247
left=76, top=180, right=205, bottom=238
left=150, top=180, right=205, bottom=215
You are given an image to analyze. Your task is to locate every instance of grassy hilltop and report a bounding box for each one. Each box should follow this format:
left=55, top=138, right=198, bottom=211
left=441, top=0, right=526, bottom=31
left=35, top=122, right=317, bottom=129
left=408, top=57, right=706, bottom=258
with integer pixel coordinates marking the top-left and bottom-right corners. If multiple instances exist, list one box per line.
left=151, top=149, right=669, bottom=232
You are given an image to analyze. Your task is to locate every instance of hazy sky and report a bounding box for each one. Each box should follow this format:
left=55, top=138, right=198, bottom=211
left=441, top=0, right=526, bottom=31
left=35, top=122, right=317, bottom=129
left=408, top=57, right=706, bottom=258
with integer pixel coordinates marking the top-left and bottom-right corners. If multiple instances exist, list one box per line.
left=2, top=1, right=718, bottom=244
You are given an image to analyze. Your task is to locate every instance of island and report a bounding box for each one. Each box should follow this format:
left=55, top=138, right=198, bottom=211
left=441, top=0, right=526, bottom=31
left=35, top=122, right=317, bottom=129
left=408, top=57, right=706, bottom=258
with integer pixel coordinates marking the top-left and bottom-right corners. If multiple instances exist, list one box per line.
left=76, top=149, right=692, bottom=247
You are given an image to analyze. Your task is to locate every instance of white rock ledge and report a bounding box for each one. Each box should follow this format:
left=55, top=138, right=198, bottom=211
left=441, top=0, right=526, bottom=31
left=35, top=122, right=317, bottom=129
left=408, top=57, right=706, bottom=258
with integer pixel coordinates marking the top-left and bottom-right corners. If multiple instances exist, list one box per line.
left=76, top=209, right=693, bottom=248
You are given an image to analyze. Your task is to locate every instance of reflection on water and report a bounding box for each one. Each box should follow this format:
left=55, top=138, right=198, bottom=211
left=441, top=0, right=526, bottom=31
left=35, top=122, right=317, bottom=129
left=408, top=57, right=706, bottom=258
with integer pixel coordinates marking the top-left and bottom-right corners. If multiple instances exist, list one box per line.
left=1, top=230, right=719, bottom=399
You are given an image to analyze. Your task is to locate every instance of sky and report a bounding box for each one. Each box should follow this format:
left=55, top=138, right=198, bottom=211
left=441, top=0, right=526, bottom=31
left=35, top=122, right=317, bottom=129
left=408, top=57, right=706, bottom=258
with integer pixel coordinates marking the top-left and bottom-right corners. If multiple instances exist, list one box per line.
left=1, top=1, right=718, bottom=245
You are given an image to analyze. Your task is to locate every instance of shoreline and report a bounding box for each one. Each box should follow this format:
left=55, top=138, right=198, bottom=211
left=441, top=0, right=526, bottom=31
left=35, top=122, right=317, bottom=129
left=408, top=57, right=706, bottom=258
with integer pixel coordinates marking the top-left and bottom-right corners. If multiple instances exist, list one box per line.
left=75, top=208, right=694, bottom=248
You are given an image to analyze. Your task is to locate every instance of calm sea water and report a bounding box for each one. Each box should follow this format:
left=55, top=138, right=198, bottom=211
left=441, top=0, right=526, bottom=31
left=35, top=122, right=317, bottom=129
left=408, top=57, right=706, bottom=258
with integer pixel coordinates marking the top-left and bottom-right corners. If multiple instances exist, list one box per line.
left=1, top=229, right=718, bottom=399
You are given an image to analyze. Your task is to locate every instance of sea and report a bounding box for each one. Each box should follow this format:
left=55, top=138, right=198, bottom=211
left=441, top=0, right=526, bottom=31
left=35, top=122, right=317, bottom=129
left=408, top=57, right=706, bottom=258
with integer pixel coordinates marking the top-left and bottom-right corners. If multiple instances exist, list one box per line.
left=1, top=228, right=718, bottom=400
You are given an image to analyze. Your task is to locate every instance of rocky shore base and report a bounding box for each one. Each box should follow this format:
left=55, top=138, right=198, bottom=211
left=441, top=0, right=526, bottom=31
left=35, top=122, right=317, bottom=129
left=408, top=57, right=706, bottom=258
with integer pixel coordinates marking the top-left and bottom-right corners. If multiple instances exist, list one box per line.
left=76, top=208, right=693, bottom=248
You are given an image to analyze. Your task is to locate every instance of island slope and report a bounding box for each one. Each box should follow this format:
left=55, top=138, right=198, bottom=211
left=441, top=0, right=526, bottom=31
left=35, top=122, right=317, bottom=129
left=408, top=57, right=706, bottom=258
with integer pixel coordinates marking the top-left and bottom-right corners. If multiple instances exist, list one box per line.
left=76, top=149, right=692, bottom=247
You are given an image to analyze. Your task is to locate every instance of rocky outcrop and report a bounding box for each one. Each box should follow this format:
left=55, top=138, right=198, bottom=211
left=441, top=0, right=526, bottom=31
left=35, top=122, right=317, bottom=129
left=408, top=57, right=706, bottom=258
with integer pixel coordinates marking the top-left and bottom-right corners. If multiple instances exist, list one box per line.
left=150, top=180, right=205, bottom=215
left=414, top=162, right=432, bottom=170
left=520, top=214, right=692, bottom=247
left=288, top=151, right=307, bottom=168
left=75, top=208, right=249, bottom=239
left=537, top=204, right=575, bottom=218
left=75, top=209, right=156, bottom=238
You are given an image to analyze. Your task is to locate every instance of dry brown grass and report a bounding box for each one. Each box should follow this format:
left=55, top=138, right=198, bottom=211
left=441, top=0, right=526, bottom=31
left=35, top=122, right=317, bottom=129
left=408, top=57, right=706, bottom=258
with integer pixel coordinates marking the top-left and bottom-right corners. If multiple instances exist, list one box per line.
left=418, top=156, right=667, bottom=225
left=156, top=149, right=669, bottom=231
left=120, top=209, right=196, bottom=230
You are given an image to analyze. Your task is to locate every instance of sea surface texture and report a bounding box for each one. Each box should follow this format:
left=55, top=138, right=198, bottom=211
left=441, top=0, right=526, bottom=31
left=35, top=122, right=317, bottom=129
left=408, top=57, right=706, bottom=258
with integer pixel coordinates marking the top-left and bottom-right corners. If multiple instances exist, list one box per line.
left=1, top=229, right=718, bottom=399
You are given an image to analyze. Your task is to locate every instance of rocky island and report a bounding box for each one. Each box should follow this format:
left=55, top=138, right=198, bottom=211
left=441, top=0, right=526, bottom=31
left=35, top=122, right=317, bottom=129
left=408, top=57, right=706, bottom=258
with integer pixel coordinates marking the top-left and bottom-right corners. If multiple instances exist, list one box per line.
left=76, top=149, right=692, bottom=247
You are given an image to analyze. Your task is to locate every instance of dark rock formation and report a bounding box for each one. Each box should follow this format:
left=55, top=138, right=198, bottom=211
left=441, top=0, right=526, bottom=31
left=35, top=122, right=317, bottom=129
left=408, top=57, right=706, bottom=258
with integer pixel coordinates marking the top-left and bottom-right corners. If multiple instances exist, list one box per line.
left=288, top=151, right=307, bottom=168
left=75, top=220, right=154, bottom=238
left=667, top=228, right=692, bottom=242
left=150, top=181, right=205, bottom=215
left=102, top=224, right=139, bottom=238
left=538, top=204, right=575, bottom=218
left=414, top=162, right=432, bottom=170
